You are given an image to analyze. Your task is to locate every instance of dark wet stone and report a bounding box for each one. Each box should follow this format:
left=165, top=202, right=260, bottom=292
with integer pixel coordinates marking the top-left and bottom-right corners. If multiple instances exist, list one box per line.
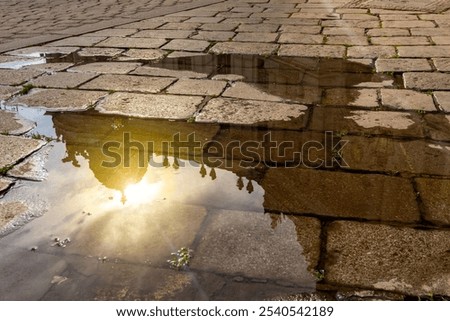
left=325, top=221, right=450, bottom=296
left=309, top=107, right=426, bottom=139
left=190, top=209, right=320, bottom=286
left=424, top=113, right=450, bottom=141
left=262, top=168, right=419, bottom=222
left=415, top=178, right=450, bottom=225
left=342, top=136, right=450, bottom=176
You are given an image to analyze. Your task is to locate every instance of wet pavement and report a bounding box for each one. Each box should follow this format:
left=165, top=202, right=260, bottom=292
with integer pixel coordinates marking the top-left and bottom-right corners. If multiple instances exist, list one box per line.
left=0, top=0, right=450, bottom=301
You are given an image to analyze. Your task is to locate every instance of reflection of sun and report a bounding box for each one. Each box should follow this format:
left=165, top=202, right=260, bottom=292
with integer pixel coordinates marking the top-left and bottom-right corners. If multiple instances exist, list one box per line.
left=113, top=180, right=163, bottom=205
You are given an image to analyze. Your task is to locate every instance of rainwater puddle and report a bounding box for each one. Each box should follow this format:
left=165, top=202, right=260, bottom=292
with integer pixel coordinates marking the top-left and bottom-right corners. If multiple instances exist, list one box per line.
left=0, top=52, right=449, bottom=300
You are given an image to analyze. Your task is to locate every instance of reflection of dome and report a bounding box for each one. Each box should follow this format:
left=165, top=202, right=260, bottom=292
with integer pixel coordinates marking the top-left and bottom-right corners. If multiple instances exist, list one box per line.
left=52, top=112, right=220, bottom=194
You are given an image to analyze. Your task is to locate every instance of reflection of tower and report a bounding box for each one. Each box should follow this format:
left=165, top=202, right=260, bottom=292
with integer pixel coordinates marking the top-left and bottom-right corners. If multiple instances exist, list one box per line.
left=209, top=167, right=216, bottom=180
left=199, top=164, right=207, bottom=178
left=236, top=176, right=244, bottom=190
left=246, top=180, right=254, bottom=194
left=172, top=157, right=180, bottom=170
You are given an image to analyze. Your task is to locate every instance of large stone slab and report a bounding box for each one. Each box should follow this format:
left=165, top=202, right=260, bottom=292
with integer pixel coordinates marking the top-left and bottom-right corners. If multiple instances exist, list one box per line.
left=80, top=74, right=175, bottom=93
left=326, top=221, right=450, bottom=296
left=375, top=58, right=432, bottom=72
left=342, top=135, right=450, bottom=176
left=162, top=39, right=211, bottom=52
left=166, top=79, right=227, bottom=96
left=309, top=107, right=426, bottom=139
left=415, top=178, right=450, bottom=225
left=0, top=69, right=43, bottom=86
left=404, top=72, right=450, bottom=90
left=278, top=44, right=345, bottom=58
left=96, top=92, right=203, bottom=120
left=0, top=135, right=45, bottom=169
left=131, top=66, right=208, bottom=79
left=116, top=49, right=166, bottom=61
left=262, top=168, right=419, bottom=222
left=95, top=37, right=167, bottom=49
left=210, top=42, right=279, bottom=55
left=0, top=86, right=20, bottom=100
left=0, top=110, right=34, bottom=135
left=190, top=209, right=320, bottom=286
left=48, top=36, right=107, bottom=47
left=196, top=97, right=308, bottom=129
left=381, top=89, right=437, bottom=111
left=30, top=72, right=97, bottom=89
left=343, top=0, right=450, bottom=13
left=9, top=89, right=107, bottom=111
left=68, top=62, right=141, bottom=74
left=5, top=46, right=80, bottom=57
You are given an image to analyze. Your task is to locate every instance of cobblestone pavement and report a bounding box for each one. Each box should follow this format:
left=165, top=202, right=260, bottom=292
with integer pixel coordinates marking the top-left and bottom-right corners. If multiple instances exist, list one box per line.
left=0, top=0, right=450, bottom=301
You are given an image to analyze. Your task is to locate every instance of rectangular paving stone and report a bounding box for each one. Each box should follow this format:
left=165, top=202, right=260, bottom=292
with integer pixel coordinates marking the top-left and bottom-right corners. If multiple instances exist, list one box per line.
left=371, top=36, right=430, bottom=45
left=48, top=36, right=107, bottom=47
left=375, top=58, right=432, bottom=72
left=404, top=72, right=450, bottom=90
left=432, top=58, right=450, bottom=71
left=166, top=79, right=226, bottom=96
left=85, top=28, right=139, bottom=37
left=322, top=88, right=378, bottom=108
left=326, top=221, right=450, bottom=296
left=326, top=35, right=369, bottom=45
left=383, top=20, right=436, bottom=28
left=0, top=69, right=43, bottom=86
left=196, top=97, right=308, bottom=129
left=322, top=27, right=365, bottom=35
left=347, top=45, right=396, bottom=58
left=262, top=168, right=419, bottom=222
left=77, top=47, right=125, bottom=58
left=381, top=89, right=437, bottom=111
left=80, top=74, right=175, bottom=93
left=191, top=31, right=235, bottom=41
left=210, top=42, right=279, bottom=56
left=96, top=92, right=203, bottom=120
left=190, top=209, right=320, bottom=286
left=367, top=28, right=410, bottom=37
left=5, top=46, right=80, bottom=57
left=424, top=113, right=450, bottom=140
left=431, top=36, right=450, bottom=44
left=158, top=22, right=202, bottom=30
left=0, top=86, right=20, bottom=100
left=397, top=45, right=450, bottom=57
left=379, top=14, right=419, bottom=21
left=30, top=72, right=97, bottom=89
left=0, top=135, right=45, bottom=169
left=116, top=49, right=166, bottom=61
left=278, top=44, right=345, bottom=58
left=322, top=20, right=380, bottom=28
left=278, top=34, right=323, bottom=44
left=132, top=30, right=194, bottom=39
left=68, top=62, right=141, bottom=74
left=433, top=91, right=450, bottom=112
left=342, top=13, right=378, bottom=20
left=199, top=23, right=239, bottom=31
left=161, top=39, right=210, bottom=52
left=131, top=66, right=208, bottom=79
left=95, top=37, right=167, bottom=49
left=342, top=135, right=450, bottom=176
left=415, top=178, right=450, bottom=225
left=238, top=23, right=280, bottom=32
left=8, top=89, right=107, bottom=111
left=233, top=32, right=278, bottom=43
left=309, top=107, right=426, bottom=138
left=280, top=25, right=321, bottom=34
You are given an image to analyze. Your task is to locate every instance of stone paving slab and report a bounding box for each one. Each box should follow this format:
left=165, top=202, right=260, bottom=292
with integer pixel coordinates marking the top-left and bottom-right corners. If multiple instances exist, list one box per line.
left=80, top=74, right=175, bottom=93
left=0, top=178, right=13, bottom=194
left=0, top=69, right=43, bottom=86
left=5, top=46, right=80, bottom=57
left=96, top=92, right=203, bottom=119
left=432, top=58, right=450, bottom=71
left=278, top=44, right=345, bottom=58
left=404, top=72, right=450, bottom=90
left=68, top=62, right=141, bottom=74
left=375, top=58, right=433, bottom=72
left=424, top=113, right=450, bottom=141
left=380, top=89, right=437, bottom=111
left=190, top=209, right=319, bottom=286
left=166, top=79, right=227, bottom=96
left=162, top=39, right=211, bottom=52
left=321, top=88, right=378, bottom=108
left=210, top=42, right=279, bottom=56
left=342, top=136, right=450, bottom=176
left=415, top=178, right=450, bottom=225
left=24, top=62, right=75, bottom=73
left=78, top=47, right=125, bottom=58
left=116, top=49, right=167, bottom=61
left=47, top=36, right=107, bottom=47
left=309, top=107, right=426, bottom=138
left=262, top=168, right=419, bottom=223
left=0, top=86, right=20, bottom=101
left=196, top=97, right=308, bottom=129
left=131, top=65, right=208, bottom=79
left=95, top=37, right=168, bottom=49
left=8, top=89, right=107, bottom=111
left=0, top=135, right=45, bottom=169
left=7, top=145, right=51, bottom=181
left=325, top=221, right=450, bottom=296
left=433, top=91, right=450, bottom=112
left=0, top=110, right=35, bottom=135
left=30, top=72, right=97, bottom=89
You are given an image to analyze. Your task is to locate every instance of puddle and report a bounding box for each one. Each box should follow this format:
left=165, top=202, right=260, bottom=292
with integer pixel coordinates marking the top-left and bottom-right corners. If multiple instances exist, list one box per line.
left=0, top=52, right=449, bottom=300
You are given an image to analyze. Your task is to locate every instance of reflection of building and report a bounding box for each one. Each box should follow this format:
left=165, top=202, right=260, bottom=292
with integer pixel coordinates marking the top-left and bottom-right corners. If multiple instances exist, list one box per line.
left=52, top=113, right=263, bottom=200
